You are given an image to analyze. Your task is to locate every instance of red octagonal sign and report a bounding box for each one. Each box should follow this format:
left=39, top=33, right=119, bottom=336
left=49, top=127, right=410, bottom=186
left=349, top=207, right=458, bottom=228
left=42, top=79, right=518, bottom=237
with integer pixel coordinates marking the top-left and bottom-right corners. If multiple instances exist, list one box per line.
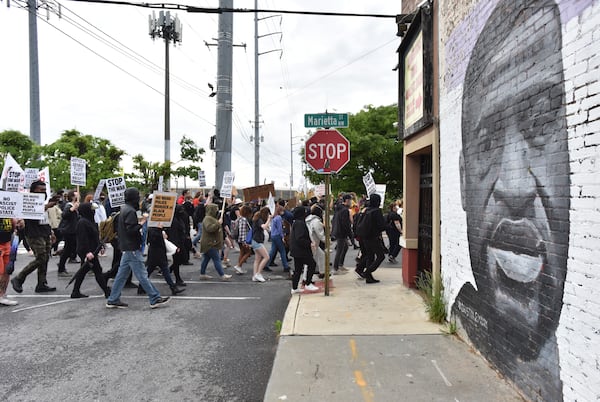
left=305, top=129, right=350, bottom=174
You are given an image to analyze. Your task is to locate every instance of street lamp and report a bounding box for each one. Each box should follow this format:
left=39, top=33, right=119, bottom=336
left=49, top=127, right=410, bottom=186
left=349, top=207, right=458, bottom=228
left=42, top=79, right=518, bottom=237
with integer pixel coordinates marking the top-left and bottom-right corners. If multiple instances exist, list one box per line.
left=149, top=11, right=182, bottom=164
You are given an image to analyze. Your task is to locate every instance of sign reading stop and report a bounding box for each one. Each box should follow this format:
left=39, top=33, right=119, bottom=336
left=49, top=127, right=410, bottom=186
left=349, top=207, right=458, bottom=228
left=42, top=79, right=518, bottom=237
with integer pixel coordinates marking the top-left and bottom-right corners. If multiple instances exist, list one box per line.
left=305, top=129, right=350, bottom=174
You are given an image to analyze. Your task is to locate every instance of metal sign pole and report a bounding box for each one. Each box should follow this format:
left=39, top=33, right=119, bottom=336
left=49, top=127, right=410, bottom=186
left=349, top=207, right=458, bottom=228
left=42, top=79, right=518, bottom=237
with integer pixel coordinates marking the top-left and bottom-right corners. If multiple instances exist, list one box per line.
left=324, top=174, right=331, bottom=296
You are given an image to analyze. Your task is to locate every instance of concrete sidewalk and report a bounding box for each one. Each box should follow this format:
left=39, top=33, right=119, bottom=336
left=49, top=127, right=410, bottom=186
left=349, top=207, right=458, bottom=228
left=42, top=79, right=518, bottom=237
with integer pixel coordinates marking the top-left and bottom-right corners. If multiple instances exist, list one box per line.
left=264, top=250, right=525, bottom=401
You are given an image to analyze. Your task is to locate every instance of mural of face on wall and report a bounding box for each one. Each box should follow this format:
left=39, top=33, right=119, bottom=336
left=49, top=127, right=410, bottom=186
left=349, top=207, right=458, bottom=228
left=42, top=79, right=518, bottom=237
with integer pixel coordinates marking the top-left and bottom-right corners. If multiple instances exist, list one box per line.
left=457, top=0, right=569, bottom=372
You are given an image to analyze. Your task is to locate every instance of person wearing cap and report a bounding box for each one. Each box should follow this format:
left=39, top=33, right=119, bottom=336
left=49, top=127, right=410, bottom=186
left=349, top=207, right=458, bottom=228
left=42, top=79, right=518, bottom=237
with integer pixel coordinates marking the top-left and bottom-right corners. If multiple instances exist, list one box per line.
left=331, top=194, right=353, bottom=274
left=289, top=206, right=318, bottom=294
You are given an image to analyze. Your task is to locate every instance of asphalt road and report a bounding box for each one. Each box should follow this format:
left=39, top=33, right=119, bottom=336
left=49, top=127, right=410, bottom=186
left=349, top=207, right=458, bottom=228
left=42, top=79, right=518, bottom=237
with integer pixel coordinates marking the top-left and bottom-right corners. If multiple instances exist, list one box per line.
left=1, top=245, right=292, bottom=402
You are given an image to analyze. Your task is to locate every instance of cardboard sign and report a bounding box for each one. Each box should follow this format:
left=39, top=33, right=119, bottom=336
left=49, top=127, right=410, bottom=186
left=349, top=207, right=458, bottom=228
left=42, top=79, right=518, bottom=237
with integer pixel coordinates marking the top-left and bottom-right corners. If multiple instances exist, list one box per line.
left=106, top=177, right=126, bottom=208
left=70, top=157, right=87, bottom=186
left=242, top=183, right=276, bottom=202
left=148, top=192, right=177, bottom=227
left=220, top=171, right=235, bottom=198
left=362, top=172, right=377, bottom=196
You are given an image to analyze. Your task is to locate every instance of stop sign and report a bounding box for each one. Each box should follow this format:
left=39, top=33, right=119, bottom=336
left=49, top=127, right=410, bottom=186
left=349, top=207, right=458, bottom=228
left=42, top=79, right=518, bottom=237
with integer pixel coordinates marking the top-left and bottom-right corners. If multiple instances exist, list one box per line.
left=305, top=129, right=350, bottom=174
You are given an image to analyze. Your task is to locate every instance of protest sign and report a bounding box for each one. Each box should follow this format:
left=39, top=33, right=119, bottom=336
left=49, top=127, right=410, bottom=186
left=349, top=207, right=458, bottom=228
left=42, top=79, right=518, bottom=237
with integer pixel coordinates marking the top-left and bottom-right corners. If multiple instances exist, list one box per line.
left=267, top=192, right=275, bottom=215
left=1, top=153, right=24, bottom=192
left=242, top=183, right=275, bottom=202
left=375, top=184, right=387, bottom=208
left=198, top=170, right=206, bottom=187
left=70, top=157, right=87, bottom=186
left=38, top=167, right=51, bottom=199
left=93, top=179, right=106, bottom=202
left=106, top=177, right=126, bottom=208
left=0, top=191, right=23, bottom=219
left=21, top=192, right=46, bottom=220
left=362, top=172, right=377, bottom=196
left=220, top=171, right=235, bottom=198
left=158, top=176, right=164, bottom=192
left=148, top=192, right=177, bottom=227
left=24, top=168, right=39, bottom=190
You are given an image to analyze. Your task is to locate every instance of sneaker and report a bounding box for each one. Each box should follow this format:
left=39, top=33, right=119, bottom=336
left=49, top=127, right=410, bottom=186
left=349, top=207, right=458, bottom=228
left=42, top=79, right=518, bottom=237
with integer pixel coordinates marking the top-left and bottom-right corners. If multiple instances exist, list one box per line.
left=290, top=288, right=303, bottom=294
left=332, top=269, right=347, bottom=275
left=233, top=266, right=245, bottom=275
left=199, top=274, right=213, bottom=280
left=11, top=277, right=23, bottom=293
left=268, top=262, right=278, bottom=267
left=57, top=270, right=71, bottom=277
left=355, top=269, right=366, bottom=279
left=263, top=266, right=273, bottom=272
left=70, top=292, right=89, bottom=299
left=150, top=296, right=170, bottom=309
left=0, top=297, right=18, bottom=306
left=304, top=283, right=319, bottom=291
left=68, top=259, right=81, bottom=264
left=252, top=273, right=266, bottom=283
left=221, top=274, right=232, bottom=281
left=339, top=266, right=350, bottom=272
left=105, top=300, right=128, bottom=309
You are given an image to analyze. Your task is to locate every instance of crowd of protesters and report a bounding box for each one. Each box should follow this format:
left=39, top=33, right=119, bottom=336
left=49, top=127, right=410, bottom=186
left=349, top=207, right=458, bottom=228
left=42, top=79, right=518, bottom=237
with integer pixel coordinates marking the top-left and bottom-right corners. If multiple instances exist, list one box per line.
left=1, top=183, right=404, bottom=307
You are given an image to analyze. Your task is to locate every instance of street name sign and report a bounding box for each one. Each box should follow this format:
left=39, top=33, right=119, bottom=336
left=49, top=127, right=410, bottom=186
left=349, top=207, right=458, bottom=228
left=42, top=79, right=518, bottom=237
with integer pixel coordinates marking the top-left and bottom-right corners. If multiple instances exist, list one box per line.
left=304, top=113, right=349, bottom=128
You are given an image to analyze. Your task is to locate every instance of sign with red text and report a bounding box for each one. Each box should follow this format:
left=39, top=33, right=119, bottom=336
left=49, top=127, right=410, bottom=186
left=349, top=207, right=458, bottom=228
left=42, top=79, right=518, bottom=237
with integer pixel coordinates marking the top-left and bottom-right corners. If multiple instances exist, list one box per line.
left=304, top=129, right=350, bottom=174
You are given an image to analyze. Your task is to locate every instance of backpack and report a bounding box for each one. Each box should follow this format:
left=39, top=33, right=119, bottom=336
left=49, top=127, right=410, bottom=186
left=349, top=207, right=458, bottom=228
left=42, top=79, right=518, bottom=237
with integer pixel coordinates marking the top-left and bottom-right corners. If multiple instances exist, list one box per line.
left=245, top=226, right=253, bottom=245
left=99, top=211, right=120, bottom=244
left=353, top=209, right=371, bottom=239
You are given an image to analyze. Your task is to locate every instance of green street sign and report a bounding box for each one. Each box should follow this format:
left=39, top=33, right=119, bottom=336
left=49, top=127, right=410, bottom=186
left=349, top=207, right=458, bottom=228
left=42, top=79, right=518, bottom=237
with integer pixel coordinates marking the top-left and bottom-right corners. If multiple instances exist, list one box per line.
left=304, top=113, right=349, bottom=128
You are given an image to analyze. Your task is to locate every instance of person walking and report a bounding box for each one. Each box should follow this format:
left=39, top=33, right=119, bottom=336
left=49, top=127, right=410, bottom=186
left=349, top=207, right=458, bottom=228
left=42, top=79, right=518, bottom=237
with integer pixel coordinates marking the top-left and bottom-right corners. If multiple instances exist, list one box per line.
left=385, top=201, right=402, bottom=264
left=142, top=225, right=184, bottom=296
left=305, top=203, right=326, bottom=279
left=0, top=218, right=19, bottom=306
left=289, top=207, right=318, bottom=294
left=105, top=188, right=170, bottom=309
left=331, top=194, right=353, bottom=274
left=68, top=202, right=111, bottom=299
left=250, top=207, right=271, bottom=283
left=267, top=205, right=290, bottom=274
left=166, top=204, right=188, bottom=286
left=232, top=205, right=252, bottom=275
left=198, top=203, right=232, bottom=281
left=355, top=194, right=387, bottom=284
left=56, top=190, right=80, bottom=276
left=11, top=180, right=58, bottom=294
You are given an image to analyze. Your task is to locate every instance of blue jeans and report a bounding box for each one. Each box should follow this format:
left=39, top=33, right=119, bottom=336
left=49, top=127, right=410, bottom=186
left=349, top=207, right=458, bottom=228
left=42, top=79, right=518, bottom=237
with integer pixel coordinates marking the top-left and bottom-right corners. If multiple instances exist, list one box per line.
left=108, top=250, right=161, bottom=304
left=268, top=235, right=289, bottom=270
left=200, top=248, right=225, bottom=276
left=192, top=223, right=203, bottom=248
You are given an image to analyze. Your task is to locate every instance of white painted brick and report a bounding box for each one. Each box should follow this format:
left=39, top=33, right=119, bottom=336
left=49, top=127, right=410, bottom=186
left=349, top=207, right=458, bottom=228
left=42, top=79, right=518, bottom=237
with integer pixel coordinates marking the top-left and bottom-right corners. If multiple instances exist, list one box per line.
left=589, top=106, right=600, bottom=122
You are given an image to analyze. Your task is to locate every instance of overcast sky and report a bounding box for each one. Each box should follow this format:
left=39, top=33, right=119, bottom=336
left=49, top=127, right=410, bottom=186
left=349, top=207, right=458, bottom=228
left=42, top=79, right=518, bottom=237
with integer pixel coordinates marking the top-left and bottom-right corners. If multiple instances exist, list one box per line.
left=0, top=0, right=401, bottom=190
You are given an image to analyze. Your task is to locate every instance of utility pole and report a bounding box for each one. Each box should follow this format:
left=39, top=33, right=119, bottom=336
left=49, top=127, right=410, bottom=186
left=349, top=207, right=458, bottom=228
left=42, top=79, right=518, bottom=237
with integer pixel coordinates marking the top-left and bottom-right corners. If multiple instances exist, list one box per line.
left=253, top=3, right=283, bottom=186
left=28, top=0, right=41, bottom=144
left=205, top=0, right=245, bottom=189
left=289, top=123, right=293, bottom=189
left=149, top=10, right=182, bottom=164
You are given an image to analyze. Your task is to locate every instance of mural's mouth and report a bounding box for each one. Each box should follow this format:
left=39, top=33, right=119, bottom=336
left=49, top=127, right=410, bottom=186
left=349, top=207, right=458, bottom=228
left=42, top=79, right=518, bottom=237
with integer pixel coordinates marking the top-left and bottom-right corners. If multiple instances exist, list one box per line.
left=487, top=218, right=546, bottom=283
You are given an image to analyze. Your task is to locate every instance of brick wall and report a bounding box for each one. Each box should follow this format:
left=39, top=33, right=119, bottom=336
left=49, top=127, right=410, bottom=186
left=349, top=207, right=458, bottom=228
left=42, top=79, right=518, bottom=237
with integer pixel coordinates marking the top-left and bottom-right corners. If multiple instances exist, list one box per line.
left=438, top=0, right=600, bottom=401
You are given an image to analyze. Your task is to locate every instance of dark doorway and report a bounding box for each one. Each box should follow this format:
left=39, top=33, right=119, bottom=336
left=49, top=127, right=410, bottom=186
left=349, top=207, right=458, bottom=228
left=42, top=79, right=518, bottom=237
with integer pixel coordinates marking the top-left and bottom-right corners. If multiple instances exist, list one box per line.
left=418, top=154, right=432, bottom=274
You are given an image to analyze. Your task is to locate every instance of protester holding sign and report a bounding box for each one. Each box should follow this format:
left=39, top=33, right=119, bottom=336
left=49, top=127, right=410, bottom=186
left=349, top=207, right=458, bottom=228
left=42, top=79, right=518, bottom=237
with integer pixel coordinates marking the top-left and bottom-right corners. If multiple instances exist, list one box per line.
left=11, top=181, right=58, bottom=294
left=57, top=190, right=80, bottom=276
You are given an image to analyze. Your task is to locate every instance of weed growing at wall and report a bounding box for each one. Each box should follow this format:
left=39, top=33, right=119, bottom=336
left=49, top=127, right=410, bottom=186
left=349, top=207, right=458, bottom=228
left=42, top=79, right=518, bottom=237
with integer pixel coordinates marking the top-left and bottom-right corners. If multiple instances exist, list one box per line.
left=416, top=270, right=446, bottom=324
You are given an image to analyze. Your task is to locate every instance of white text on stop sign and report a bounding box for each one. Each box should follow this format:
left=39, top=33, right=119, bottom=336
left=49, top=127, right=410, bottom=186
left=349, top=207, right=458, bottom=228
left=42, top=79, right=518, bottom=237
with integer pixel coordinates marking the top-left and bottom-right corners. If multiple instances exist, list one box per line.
left=307, top=143, right=348, bottom=160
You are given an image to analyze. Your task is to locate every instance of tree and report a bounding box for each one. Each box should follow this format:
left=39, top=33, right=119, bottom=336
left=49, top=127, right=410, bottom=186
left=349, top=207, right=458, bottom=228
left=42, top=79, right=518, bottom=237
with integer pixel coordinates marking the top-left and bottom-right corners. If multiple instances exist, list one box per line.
left=303, top=104, right=402, bottom=201
left=0, top=130, right=44, bottom=170
left=42, top=129, right=125, bottom=193
left=173, top=135, right=205, bottom=185
left=127, top=135, right=205, bottom=194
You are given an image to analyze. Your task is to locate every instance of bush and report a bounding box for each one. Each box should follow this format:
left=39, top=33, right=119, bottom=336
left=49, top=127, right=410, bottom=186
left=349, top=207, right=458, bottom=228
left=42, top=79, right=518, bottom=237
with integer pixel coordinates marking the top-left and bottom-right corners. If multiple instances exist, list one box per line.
left=416, top=270, right=446, bottom=324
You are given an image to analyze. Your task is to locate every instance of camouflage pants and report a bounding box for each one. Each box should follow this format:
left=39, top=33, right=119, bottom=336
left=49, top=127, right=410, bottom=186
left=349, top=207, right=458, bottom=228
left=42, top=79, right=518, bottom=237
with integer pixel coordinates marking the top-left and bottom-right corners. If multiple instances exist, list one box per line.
left=16, top=236, right=52, bottom=286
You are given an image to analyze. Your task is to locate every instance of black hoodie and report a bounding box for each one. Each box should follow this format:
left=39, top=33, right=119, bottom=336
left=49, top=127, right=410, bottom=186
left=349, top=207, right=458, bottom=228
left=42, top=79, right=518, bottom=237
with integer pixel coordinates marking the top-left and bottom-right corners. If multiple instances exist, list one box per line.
left=290, top=207, right=312, bottom=259
left=76, top=203, right=100, bottom=259
left=364, top=194, right=386, bottom=239
left=118, top=187, right=144, bottom=251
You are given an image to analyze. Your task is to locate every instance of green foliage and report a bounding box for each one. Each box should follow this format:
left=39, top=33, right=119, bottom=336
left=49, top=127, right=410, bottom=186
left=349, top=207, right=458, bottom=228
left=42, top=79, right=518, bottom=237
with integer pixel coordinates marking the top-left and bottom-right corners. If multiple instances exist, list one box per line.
left=127, top=135, right=205, bottom=194
left=416, top=270, right=446, bottom=324
left=303, top=104, right=402, bottom=198
left=274, top=319, right=282, bottom=335
left=0, top=130, right=43, bottom=169
left=41, top=129, right=124, bottom=193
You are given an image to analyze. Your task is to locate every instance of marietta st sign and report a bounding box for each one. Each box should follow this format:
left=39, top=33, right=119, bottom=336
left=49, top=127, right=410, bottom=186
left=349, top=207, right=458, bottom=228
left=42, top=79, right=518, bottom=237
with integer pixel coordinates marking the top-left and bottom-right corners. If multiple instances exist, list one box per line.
left=304, top=113, right=349, bottom=128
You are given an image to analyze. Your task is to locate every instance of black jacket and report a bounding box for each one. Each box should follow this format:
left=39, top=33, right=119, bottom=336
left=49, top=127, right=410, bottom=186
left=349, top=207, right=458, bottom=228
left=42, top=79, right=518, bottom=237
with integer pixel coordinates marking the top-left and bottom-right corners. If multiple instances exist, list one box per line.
left=290, top=218, right=312, bottom=259
left=332, top=207, right=352, bottom=239
left=363, top=194, right=386, bottom=239
left=166, top=205, right=187, bottom=248
left=147, top=227, right=167, bottom=268
left=59, top=203, right=79, bottom=234
left=76, top=203, right=100, bottom=259
left=252, top=218, right=266, bottom=243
